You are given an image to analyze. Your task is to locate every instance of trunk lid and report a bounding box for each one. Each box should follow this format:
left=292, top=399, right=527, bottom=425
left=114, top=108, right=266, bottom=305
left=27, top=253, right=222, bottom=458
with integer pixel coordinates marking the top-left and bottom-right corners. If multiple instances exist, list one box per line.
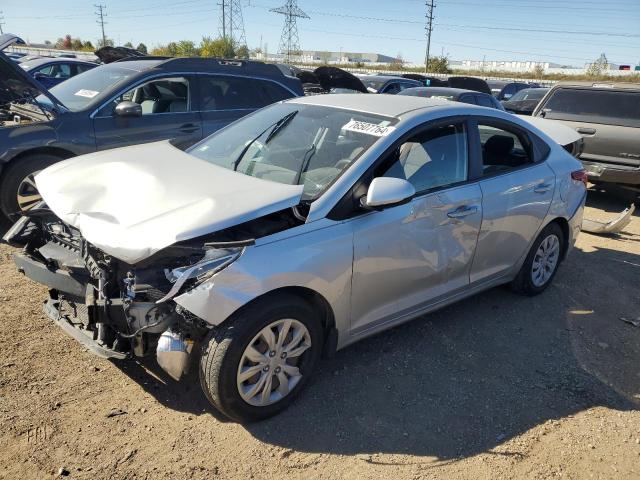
left=35, top=140, right=304, bottom=264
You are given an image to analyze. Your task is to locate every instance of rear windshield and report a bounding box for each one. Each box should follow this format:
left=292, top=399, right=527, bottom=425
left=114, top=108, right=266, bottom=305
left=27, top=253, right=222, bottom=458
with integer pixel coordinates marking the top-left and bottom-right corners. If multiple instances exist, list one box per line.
left=510, top=88, right=548, bottom=102
left=540, top=88, right=640, bottom=128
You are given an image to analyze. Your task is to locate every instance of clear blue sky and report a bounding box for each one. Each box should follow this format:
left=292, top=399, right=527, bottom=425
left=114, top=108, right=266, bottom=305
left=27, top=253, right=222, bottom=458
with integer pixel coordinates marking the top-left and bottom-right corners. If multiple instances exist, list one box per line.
left=2, top=0, right=639, bottom=67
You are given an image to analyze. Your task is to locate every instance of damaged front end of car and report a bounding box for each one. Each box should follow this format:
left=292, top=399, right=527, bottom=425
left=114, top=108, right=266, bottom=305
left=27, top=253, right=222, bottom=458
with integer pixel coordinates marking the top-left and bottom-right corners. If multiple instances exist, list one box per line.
left=3, top=207, right=252, bottom=380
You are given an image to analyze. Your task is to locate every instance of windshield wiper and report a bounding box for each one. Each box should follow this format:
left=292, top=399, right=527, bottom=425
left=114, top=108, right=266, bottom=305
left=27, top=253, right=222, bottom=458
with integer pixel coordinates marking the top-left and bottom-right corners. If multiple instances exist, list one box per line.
left=232, top=110, right=298, bottom=171
left=264, top=110, right=297, bottom=144
left=293, top=143, right=317, bottom=185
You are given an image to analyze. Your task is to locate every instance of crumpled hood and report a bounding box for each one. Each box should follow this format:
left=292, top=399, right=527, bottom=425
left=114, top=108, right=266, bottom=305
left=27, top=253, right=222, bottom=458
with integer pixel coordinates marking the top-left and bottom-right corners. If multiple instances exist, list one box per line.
left=35, top=141, right=304, bottom=264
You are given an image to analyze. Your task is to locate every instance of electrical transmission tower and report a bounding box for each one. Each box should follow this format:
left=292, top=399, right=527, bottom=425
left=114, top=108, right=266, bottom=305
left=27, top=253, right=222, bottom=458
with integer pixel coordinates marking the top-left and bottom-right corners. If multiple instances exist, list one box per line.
left=270, top=1, right=309, bottom=63
left=218, top=0, right=247, bottom=46
left=424, top=0, right=435, bottom=73
left=0, top=11, right=5, bottom=34
left=94, top=4, right=107, bottom=47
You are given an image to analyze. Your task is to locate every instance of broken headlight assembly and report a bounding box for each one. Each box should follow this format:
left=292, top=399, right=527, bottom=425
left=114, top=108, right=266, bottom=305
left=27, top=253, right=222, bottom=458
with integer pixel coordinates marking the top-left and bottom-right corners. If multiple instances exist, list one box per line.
left=157, top=241, right=253, bottom=303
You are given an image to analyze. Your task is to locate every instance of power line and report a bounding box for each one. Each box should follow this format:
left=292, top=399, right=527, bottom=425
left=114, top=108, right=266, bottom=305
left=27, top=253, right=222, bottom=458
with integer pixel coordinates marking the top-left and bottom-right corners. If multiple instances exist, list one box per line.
left=94, top=4, right=107, bottom=46
left=270, top=1, right=310, bottom=63
left=424, top=0, right=435, bottom=73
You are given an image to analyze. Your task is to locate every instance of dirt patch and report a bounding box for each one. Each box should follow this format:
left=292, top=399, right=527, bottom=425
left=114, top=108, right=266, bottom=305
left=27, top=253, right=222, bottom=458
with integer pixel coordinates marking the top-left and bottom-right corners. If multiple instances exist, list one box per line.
left=1, top=191, right=639, bottom=480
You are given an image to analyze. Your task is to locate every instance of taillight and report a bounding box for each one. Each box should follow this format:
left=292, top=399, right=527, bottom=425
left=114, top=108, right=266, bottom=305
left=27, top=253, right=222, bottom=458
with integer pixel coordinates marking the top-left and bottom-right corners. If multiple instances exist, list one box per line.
left=571, top=170, right=588, bottom=187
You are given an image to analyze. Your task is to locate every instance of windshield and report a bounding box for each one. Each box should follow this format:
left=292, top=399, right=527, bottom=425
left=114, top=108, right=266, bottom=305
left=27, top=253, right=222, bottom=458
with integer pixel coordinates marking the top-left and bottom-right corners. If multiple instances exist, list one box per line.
left=35, top=65, right=138, bottom=111
left=359, top=78, right=386, bottom=92
left=188, top=103, right=397, bottom=201
left=510, top=88, right=548, bottom=102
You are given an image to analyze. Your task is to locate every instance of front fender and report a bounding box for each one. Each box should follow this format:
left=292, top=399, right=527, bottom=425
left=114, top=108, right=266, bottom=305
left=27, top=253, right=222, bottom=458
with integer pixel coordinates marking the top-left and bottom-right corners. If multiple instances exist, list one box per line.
left=174, top=220, right=354, bottom=347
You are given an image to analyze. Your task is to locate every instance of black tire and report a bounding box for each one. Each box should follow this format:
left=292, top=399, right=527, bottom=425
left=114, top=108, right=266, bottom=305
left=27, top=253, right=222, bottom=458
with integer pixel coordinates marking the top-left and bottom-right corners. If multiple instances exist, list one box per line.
left=0, top=154, right=63, bottom=219
left=199, top=293, right=323, bottom=422
left=510, top=222, right=565, bottom=296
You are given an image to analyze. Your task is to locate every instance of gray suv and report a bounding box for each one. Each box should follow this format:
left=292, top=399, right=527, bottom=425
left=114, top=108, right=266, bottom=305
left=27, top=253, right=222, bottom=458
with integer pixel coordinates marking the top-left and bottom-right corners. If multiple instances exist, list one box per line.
left=533, top=82, right=640, bottom=195
left=0, top=34, right=303, bottom=219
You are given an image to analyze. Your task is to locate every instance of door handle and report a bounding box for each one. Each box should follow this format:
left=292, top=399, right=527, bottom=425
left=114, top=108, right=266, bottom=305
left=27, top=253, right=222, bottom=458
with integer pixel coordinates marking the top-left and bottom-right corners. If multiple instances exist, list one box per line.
left=534, top=183, right=553, bottom=194
left=576, top=127, right=596, bottom=135
left=447, top=205, right=478, bottom=219
left=179, top=123, right=199, bottom=133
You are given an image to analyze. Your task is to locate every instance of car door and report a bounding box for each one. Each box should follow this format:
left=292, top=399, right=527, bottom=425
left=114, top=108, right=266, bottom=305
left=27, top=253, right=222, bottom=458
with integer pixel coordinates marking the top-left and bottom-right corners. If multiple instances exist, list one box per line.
left=196, top=74, right=293, bottom=138
left=92, top=75, right=202, bottom=151
left=349, top=120, right=482, bottom=334
left=470, top=119, right=555, bottom=284
left=537, top=87, right=640, bottom=165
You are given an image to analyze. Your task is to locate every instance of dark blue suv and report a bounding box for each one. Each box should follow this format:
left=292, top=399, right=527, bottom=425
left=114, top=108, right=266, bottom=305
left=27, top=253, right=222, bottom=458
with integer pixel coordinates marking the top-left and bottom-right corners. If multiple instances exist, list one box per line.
left=0, top=34, right=303, bottom=218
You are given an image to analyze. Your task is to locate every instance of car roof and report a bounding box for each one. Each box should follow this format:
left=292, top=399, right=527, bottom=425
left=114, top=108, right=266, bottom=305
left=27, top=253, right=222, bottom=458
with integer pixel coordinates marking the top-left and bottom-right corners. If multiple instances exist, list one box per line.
left=287, top=93, right=451, bottom=117
left=21, top=57, right=95, bottom=67
left=356, top=74, right=409, bottom=82
left=402, top=86, right=479, bottom=97
left=550, top=81, right=640, bottom=90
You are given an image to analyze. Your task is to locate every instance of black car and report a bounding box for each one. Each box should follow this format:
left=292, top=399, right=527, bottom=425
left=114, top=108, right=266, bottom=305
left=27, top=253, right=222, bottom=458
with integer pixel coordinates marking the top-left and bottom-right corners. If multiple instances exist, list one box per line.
left=355, top=74, right=422, bottom=94
left=501, top=87, right=549, bottom=115
left=398, top=87, right=505, bottom=110
left=487, top=80, right=539, bottom=101
left=0, top=34, right=303, bottom=218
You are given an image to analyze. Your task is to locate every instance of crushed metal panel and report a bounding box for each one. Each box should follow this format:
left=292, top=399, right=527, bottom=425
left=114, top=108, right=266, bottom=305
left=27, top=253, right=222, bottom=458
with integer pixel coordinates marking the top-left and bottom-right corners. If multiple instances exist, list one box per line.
left=581, top=204, right=635, bottom=234
left=35, top=140, right=304, bottom=264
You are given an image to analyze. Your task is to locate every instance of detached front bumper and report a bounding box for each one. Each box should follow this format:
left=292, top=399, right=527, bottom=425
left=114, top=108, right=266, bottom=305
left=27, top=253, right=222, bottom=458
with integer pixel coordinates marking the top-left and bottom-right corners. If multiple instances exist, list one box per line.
left=43, top=297, right=128, bottom=360
left=582, top=160, right=640, bottom=189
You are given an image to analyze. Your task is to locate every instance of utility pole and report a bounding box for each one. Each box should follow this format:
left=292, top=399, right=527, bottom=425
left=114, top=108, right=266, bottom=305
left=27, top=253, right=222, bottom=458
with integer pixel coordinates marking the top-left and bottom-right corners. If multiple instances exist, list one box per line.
left=270, top=0, right=309, bottom=63
left=0, top=11, right=5, bottom=35
left=94, top=4, right=107, bottom=47
left=424, top=0, right=435, bottom=73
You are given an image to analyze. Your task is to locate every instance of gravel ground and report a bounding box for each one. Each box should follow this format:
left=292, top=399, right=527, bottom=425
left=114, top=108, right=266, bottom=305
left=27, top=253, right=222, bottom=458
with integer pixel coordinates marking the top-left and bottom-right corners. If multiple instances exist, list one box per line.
left=0, top=189, right=639, bottom=480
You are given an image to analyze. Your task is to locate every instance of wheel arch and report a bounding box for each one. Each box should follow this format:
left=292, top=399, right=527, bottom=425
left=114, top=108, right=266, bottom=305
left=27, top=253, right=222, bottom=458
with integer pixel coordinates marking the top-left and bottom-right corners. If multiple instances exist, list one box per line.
left=5, top=146, right=76, bottom=165
left=215, top=286, right=338, bottom=357
left=545, top=216, right=570, bottom=260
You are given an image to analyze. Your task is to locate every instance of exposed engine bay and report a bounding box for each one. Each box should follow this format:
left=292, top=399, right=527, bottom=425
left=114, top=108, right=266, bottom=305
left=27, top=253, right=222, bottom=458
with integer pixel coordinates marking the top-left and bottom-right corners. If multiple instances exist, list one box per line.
left=4, top=206, right=304, bottom=380
left=0, top=100, right=51, bottom=127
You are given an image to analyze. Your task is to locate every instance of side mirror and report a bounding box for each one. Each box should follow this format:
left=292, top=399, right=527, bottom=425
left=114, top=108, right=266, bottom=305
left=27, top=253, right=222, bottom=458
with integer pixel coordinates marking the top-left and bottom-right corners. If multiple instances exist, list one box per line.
left=361, top=177, right=415, bottom=209
left=114, top=101, right=142, bottom=118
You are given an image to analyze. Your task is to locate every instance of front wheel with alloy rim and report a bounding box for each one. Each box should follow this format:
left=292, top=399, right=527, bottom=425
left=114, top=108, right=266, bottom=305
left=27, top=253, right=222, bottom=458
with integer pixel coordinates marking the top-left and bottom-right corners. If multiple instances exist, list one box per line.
left=199, top=294, right=323, bottom=422
left=511, top=222, right=565, bottom=295
left=0, top=154, right=63, bottom=219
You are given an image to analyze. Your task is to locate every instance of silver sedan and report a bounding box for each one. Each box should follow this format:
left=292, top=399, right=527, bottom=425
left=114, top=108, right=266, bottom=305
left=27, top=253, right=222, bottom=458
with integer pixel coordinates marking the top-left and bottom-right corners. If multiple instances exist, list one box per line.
left=6, top=94, right=587, bottom=422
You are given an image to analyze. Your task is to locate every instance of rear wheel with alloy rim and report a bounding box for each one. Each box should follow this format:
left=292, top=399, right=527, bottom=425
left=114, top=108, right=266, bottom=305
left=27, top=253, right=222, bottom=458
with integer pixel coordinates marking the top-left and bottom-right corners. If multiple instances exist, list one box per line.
left=199, top=294, right=323, bottom=422
left=511, top=222, right=565, bottom=295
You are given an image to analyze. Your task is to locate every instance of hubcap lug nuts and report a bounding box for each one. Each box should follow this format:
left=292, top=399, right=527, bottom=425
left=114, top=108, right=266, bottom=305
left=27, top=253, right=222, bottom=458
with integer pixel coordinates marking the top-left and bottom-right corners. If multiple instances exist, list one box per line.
left=263, top=366, right=269, bottom=372
left=280, top=352, right=287, bottom=359
left=275, top=367, right=281, bottom=373
left=269, top=351, right=276, bottom=357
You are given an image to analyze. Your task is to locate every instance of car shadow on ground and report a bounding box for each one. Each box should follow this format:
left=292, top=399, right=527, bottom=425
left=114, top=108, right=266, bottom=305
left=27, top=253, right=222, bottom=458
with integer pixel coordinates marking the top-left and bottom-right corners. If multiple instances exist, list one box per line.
left=114, top=238, right=639, bottom=460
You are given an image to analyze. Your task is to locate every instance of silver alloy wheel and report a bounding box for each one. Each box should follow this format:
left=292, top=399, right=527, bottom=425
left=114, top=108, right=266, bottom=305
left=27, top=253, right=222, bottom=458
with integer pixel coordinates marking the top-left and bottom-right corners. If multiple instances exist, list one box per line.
left=531, top=234, right=560, bottom=287
left=237, top=319, right=311, bottom=407
left=16, top=171, right=42, bottom=211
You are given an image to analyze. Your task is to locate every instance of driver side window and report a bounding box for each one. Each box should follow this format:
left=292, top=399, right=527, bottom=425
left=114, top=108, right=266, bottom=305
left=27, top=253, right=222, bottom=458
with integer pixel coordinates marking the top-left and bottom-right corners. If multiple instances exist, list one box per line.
left=98, top=77, right=191, bottom=116
left=382, top=123, right=468, bottom=193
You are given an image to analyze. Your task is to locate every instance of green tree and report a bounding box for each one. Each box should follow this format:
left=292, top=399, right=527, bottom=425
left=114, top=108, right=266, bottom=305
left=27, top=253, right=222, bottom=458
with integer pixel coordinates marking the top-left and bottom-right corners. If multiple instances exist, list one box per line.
left=123, top=41, right=134, bottom=48
left=426, top=55, right=450, bottom=74
left=71, top=38, right=83, bottom=50
left=236, top=44, right=249, bottom=59
left=136, top=43, right=148, bottom=54
left=83, top=40, right=94, bottom=51
left=96, top=37, right=114, bottom=48
left=199, top=36, right=235, bottom=58
left=587, top=53, right=609, bottom=76
left=175, top=40, right=199, bottom=57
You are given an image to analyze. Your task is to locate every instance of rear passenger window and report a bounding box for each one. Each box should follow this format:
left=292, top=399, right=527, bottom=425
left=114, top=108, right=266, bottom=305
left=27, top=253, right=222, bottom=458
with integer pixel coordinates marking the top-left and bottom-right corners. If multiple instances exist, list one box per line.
left=199, top=76, right=290, bottom=111
left=383, top=123, right=468, bottom=193
left=478, top=123, right=533, bottom=175
left=541, top=88, right=640, bottom=127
